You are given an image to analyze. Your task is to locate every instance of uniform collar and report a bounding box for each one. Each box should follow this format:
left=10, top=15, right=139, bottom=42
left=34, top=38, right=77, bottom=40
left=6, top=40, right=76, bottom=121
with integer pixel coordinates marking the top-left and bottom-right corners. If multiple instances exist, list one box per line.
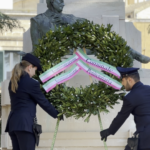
left=22, top=72, right=30, bottom=78
left=131, top=81, right=143, bottom=90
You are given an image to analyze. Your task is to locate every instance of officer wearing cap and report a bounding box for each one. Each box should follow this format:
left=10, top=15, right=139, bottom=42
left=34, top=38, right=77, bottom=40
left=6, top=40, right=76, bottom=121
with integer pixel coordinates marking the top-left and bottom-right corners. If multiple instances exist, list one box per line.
left=100, top=67, right=150, bottom=150
left=5, top=53, right=62, bottom=150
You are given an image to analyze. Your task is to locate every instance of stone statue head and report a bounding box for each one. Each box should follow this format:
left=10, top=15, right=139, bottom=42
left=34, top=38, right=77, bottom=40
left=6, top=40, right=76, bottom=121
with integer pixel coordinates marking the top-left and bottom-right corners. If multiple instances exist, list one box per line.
left=46, top=0, right=65, bottom=13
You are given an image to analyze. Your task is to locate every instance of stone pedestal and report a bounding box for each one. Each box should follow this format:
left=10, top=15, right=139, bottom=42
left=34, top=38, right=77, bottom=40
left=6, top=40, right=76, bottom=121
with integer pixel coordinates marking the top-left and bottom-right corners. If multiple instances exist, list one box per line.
left=1, top=0, right=150, bottom=150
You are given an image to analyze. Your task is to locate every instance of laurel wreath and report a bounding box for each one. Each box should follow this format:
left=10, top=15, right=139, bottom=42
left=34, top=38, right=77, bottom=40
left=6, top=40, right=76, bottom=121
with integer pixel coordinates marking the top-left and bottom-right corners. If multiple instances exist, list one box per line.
left=33, top=20, right=133, bottom=122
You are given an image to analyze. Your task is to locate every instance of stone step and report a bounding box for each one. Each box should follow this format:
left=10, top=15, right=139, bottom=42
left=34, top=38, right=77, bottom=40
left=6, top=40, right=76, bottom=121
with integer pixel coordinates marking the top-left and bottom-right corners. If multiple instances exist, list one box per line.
left=1, top=131, right=129, bottom=150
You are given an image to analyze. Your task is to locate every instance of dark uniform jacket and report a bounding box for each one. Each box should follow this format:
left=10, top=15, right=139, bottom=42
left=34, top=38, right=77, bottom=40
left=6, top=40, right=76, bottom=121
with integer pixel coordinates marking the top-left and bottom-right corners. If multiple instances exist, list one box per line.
left=5, top=73, right=58, bottom=133
left=109, top=81, right=150, bottom=149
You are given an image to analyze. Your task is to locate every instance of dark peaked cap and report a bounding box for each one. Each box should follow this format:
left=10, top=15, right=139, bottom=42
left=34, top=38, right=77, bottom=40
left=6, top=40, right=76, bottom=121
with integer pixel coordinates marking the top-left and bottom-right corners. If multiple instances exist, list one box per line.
left=117, top=67, right=139, bottom=79
left=22, top=53, right=42, bottom=71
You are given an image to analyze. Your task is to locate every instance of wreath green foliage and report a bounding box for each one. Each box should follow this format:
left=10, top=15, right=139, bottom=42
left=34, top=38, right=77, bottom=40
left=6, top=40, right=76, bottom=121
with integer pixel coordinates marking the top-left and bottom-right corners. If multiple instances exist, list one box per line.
left=33, top=20, right=133, bottom=122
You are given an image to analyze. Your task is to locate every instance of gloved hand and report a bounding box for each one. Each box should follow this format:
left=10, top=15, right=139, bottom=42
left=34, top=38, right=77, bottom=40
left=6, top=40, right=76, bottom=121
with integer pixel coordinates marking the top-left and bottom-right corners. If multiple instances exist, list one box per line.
left=100, top=129, right=110, bottom=141
left=59, top=114, right=64, bottom=121
left=57, top=110, right=64, bottom=121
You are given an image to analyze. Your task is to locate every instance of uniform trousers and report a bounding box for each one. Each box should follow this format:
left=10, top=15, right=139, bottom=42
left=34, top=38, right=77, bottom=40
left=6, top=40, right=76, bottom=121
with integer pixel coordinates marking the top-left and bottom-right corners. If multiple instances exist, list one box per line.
left=9, top=131, right=36, bottom=150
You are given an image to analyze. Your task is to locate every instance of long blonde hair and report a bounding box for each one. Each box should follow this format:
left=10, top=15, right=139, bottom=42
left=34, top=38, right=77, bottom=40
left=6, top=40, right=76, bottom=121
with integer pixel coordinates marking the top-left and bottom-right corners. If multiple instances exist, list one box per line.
left=11, top=60, right=31, bottom=93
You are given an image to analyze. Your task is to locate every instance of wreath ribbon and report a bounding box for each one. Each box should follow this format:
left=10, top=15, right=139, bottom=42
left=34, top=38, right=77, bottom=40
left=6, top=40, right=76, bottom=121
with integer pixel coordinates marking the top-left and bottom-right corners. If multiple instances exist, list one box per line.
left=76, top=49, right=120, bottom=78
left=43, top=65, right=81, bottom=92
left=40, top=54, right=79, bottom=83
left=76, top=60, right=122, bottom=90
left=41, top=50, right=122, bottom=92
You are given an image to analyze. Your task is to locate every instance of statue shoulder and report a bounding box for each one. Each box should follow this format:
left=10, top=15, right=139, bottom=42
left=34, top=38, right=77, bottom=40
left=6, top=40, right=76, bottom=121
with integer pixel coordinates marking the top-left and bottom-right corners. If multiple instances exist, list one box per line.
left=63, top=13, right=75, bottom=18
left=62, top=13, right=86, bottom=24
left=31, top=13, right=46, bottom=23
left=67, top=14, right=85, bottom=21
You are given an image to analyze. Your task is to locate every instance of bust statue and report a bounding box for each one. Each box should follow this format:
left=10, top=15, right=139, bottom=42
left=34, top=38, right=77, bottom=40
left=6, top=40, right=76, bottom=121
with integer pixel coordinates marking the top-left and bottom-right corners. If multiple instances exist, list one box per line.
left=30, top=0, right=150, bottom=63
left=30, top=0, right=85, bottom=53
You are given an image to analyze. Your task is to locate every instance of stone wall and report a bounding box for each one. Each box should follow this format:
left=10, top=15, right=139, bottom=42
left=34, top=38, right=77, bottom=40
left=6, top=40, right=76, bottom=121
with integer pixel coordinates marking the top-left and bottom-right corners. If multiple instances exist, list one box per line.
left=13, top=0, right=38, bottom=12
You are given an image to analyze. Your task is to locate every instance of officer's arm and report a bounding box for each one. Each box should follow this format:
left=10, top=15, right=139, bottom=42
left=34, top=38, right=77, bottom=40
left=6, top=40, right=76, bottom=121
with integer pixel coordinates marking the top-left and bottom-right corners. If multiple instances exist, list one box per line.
left=109, top=97, right=134, bottom=135
left=30, top=81, right=58, bottom=118
left=30, top=18, right=41, bottom=51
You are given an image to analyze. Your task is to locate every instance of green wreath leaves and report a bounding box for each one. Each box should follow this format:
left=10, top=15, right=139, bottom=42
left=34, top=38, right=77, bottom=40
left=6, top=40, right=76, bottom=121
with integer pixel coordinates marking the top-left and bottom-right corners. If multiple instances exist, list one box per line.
left=34, top=20, right=133, bottom=122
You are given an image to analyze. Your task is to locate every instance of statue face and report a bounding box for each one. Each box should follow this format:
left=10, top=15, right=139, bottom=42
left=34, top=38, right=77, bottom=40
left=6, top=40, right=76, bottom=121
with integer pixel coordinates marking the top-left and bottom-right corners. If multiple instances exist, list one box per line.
left=53, top=0, right=64, bottom=13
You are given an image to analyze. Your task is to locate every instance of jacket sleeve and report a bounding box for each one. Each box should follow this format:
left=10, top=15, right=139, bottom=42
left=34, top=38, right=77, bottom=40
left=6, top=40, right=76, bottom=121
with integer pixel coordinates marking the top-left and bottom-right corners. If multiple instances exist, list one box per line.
left=109, top=97, right=134, bottom=135
left=29, top=80, right=58, bottom=118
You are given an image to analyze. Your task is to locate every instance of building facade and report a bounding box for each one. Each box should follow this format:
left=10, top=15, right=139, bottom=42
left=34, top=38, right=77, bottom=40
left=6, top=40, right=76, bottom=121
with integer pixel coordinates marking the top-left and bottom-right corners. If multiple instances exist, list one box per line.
left=0, top=0, right=38, bottom=90
left=125, top=0, right=150, bottom=68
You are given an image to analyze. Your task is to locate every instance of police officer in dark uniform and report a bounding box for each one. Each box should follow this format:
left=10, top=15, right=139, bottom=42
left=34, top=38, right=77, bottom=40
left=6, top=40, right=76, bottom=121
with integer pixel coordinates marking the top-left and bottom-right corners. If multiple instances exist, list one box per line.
left=100, top=67, right=150, bottom=150
left=5, top=53, right=62, bottom=150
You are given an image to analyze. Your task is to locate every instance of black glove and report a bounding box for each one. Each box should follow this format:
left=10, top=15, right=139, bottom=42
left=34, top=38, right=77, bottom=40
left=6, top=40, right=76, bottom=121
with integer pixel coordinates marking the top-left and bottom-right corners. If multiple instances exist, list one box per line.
left=59, top=114, right=64, bottom=121
left=57, top=110, right=64, bottom=121
left=100, top=129, right=110, bottom=142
